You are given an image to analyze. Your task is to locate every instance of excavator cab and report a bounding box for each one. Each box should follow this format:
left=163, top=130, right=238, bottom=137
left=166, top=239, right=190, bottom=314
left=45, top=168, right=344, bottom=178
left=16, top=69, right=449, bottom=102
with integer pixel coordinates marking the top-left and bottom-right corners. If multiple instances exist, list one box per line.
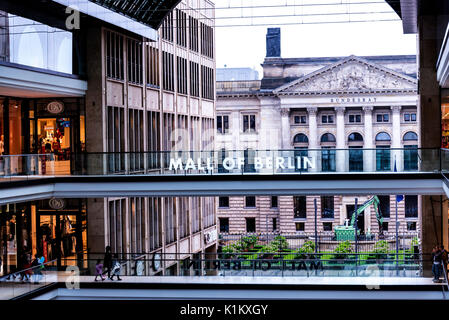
left=334, top=196, right=384, bottom=241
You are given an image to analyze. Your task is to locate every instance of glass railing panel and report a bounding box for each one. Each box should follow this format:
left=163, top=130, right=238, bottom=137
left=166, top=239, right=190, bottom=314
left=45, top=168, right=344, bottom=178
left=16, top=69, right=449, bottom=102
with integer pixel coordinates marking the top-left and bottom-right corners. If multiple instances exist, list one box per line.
left=0, top=148, right=444, bottom=180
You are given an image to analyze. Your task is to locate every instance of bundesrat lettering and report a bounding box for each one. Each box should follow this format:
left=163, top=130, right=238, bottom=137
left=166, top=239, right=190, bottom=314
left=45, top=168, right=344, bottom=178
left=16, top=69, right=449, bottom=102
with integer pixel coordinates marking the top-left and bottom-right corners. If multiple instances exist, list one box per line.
left=169, top=156, right=316, bottom=171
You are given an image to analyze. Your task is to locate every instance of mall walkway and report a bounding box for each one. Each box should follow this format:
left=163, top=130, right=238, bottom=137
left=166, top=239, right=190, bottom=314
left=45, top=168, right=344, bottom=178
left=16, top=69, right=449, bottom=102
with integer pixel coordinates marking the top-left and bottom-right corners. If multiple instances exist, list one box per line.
left=0, top=271, right=445, bottom=300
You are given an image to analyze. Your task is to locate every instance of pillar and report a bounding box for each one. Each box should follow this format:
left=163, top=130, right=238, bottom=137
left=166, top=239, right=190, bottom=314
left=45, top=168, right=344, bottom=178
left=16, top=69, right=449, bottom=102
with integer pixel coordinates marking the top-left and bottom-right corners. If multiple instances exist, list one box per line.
left=307, top=107, right=318, bottom=172
left=391, top=105, right=402, bottom=171
left=363, top=106, right=374, bottom=172
left=280, top=108, right=290, bottom=149
left=335, top=106, right=346, bottom=172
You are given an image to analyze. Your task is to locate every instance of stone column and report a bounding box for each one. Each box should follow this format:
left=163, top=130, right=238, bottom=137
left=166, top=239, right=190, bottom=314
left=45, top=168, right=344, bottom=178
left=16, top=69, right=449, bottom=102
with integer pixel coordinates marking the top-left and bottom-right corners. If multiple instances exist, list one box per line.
left=391, top=105, right=402, bottom=171
left=335, top=106, right=346, bottom=172
left=280, top=107, right=291, bottom=149
left=363, top=106, right=374, bottom=172
left=307, top=107, right=318, bottom=172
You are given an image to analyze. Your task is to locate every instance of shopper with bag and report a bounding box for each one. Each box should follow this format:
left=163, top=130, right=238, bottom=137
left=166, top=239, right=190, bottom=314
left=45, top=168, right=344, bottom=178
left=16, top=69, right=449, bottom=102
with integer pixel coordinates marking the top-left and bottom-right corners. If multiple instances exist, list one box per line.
left=110, top=254, right=122, bottom=281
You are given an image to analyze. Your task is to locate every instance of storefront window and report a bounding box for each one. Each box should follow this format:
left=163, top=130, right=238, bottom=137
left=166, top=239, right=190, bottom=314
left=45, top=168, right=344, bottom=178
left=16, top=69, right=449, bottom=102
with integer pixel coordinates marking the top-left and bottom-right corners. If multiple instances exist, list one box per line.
left=37, top=118, right=71, bottom=160
left=442, top=99, right=449, bottom=148
left=80, top=115, right=86, bottom=152
left=8, top=99, right=22, bottom=155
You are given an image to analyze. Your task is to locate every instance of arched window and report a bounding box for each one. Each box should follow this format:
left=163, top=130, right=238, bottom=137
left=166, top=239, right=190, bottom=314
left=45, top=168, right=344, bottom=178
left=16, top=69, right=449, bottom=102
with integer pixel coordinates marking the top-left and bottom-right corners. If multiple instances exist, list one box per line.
left=375, top=132, right=391, bottom=142
left=348, top=132, right=363, bottom=142
left=320, top=133, right=336, bottom=143
left=403, top=131, right=418, bottom=141
left=293, top=133, right=309, bottom=144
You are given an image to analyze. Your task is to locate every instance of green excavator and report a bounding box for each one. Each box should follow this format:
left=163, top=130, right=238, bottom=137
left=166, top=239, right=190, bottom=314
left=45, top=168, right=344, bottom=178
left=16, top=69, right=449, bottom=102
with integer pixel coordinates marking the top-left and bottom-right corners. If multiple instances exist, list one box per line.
left=334, top=195, right=384, bottom=241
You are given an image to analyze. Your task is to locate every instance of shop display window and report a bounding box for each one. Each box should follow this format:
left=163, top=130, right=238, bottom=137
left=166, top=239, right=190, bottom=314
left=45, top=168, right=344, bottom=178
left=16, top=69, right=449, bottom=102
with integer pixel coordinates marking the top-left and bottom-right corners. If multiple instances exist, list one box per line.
left=442, top=101, right=449, bottom=148
left=37, top=118, right=71, bottom=160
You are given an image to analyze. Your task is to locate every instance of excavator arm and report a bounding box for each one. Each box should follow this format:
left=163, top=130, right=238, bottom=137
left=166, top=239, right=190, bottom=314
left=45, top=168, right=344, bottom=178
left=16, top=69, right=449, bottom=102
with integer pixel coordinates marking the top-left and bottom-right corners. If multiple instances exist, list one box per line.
left=349, top=196, right=384, bottom=233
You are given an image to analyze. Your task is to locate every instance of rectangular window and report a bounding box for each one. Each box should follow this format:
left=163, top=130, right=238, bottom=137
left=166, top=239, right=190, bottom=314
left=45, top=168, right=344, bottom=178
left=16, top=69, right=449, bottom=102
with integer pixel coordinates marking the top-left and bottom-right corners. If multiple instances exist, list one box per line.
left=127, top=38, right=143, bottom=84
left=148, top=197, right=162, bottom=251
left=201, top=65, right=214, bottom=100
left=243, top=114, right=256, bottom=132
left=245, top=196, right=256, bottom=208
left=191, top=197, right=201, bottom=234
left=404, top=145, right=418, bottom=171
left=404, top=113, right=417, bottom=122
left=246, top=218, right=256, bottom=233
left=376, top=113, right=390, bottom=122
left=405, top=195, right=418, bottom=218
left=106, top=30, right=124, bottom=80
left=219, top=197, right=229, bottom=208
left=321, top=115, right=334, bottom=124
left=349, top=147, right=363, bottom=171
left=147, top=111, right=161, bottom=169
left=321, top=196, right=334, bottom=219
left=107, top=106, right=125, bottom=172
left=294, top=196, right=307, bottom=218
left=271, top=196, right=278, bottom=208
left=407, top=221, right=417, bottom=231
left=220, top=218, right=229, bottom=233
left=161, top=11, right=174, bottom=42
left=200, top=22, right=214, bottom=59
left=323, top=222, right=333, bottom=231
left=217, top=115, right=229, bottom=134
left=321, top=147, right=336, bottom=172
left=190, top=62, right=200, bottom=97
left=382, top=222, right=389, bottom=231
left=177, top=56, right=188, bottom=95
left=294, top=115, right=307, bottom=124
left=128, top=108, right=144, bottom=171
left=164, top=197, right=176, bottom=244
left=147, top=46, right=159, bottom=87
left=272, top=218, right=277, bottom=231
left=349, top=114, right=362, bottom=123
left=162, top=52, right=174, bottom=92
left=295, top=222, right=305, bottom=232
left=378, top=195, right=390, bottom=218
left=189, top=16, right=199, bottom=52
left=176, top=9, right=187, bottom=47
left=376, top=146, right=391, bottom=171
left=244, top=149, right=256, bottom=173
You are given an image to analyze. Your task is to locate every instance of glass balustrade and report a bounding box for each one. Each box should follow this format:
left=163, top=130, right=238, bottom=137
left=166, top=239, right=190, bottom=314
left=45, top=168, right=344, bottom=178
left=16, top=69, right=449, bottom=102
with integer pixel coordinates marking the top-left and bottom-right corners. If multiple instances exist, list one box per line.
left=0, top=148, right=443, bottom=180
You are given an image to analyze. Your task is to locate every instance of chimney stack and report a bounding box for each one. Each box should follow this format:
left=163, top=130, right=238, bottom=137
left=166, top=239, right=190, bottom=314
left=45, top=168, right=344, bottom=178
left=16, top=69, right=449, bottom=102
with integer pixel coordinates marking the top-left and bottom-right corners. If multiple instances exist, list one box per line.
left=266, top=28, right=281, bottom=57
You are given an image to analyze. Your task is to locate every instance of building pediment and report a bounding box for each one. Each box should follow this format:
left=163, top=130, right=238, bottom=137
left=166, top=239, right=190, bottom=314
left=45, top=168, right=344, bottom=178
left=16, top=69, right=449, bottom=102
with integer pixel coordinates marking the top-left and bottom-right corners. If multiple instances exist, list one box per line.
left=274, top=56, right=417, bottom=95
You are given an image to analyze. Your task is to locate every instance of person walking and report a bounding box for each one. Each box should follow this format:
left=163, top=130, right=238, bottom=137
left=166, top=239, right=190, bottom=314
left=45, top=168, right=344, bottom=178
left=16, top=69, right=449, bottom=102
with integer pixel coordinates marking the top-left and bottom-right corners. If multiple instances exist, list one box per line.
left=440, top=245, right=448, bottom=280
left=432, top=246, right=443, bottom=283
left=31, top=254, right=42, bottom=284
left=94, top=259, right=105, bottom=281
left=110, top=254, right=122, bottom=281
left=102, top=246, right=113, bottom=280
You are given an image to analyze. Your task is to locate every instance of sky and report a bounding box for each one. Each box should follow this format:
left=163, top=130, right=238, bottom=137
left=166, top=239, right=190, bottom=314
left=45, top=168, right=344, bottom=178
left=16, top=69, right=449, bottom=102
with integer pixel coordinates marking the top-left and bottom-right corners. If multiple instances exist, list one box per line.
left=214, top=0, right=417, bottom=78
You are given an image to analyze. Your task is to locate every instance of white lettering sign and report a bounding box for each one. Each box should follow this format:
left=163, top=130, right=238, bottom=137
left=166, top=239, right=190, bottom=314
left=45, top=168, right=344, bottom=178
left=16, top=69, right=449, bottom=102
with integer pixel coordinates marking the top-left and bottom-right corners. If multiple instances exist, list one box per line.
left=168, top=156, right=316, bottom=171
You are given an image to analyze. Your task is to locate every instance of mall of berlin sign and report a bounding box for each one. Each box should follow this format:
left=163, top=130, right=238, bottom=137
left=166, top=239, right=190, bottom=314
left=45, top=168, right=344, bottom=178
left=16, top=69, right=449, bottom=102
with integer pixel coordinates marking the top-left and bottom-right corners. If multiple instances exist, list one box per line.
left=169, top=155, right=316, bottom=171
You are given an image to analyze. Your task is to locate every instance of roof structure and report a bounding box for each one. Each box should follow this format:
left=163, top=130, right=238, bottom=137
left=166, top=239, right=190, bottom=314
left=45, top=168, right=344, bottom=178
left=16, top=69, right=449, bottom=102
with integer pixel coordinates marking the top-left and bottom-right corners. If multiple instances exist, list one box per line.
left=90, top=0, right=182, bottom=29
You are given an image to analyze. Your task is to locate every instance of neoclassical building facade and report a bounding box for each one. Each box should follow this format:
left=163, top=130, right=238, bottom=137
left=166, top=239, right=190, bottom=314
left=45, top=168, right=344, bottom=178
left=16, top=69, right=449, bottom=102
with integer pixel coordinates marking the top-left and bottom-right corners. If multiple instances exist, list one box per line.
left=216, top=40, right=419, bottom=236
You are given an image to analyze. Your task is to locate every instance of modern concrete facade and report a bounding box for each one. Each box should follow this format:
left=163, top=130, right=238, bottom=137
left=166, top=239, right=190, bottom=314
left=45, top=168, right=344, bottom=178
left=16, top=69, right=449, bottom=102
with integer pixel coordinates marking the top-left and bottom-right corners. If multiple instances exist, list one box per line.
left=0, top=0, right=218, bottom=276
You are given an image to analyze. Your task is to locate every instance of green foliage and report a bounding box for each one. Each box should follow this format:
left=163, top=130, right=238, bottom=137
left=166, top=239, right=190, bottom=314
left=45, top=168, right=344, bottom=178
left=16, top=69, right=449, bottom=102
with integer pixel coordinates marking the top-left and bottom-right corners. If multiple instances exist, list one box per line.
left=373, top=240, right=389, bottom=254
left=222, top=244, right=235, bottom=253
left=240, top=235, right=259, bottom=250
left=260, top=243, right=278, bottom=254
left=270, top=235, right=289, bottom=251
left=333, top=240, right=353, bottom=259
left=295, top=240, right=316, bottom=259
left=411, top=236, right=419, bottom=247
